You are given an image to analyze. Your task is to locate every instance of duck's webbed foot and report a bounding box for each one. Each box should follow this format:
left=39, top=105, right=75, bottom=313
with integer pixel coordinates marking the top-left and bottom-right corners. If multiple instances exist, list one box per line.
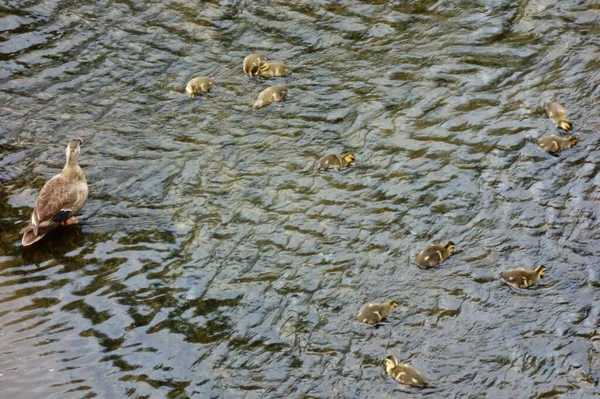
left=61, top=217, right=79, bottom=226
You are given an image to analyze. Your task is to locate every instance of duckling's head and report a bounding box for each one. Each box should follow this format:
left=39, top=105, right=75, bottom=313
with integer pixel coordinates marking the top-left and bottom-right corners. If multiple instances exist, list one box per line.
left=385, top=355, right=399, bottom=372
left=568, top=136, right=577, bottom=146
left=185, top=80, right=198, bottom=98
left=253, top=98, right=265, bottom=110
left=389, top=300, right=399, bottom=309
left=66, top=138, right=83, bottom=164
left=560, top=121, right=573, bottom=131
left=535, top=265, right=547, bottom=278
left=343, top=153, right=355, bottom=166
left=445, top=241, right=456, bottom=254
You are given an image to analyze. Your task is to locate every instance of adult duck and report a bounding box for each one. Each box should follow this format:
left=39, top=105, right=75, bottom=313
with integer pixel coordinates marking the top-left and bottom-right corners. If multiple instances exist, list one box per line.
left=21, top=138, right=88, bottom=246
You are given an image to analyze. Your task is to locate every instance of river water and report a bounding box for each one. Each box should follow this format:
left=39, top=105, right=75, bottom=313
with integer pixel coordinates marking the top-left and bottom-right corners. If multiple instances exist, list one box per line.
left=1, top=0, right=600, bottom=398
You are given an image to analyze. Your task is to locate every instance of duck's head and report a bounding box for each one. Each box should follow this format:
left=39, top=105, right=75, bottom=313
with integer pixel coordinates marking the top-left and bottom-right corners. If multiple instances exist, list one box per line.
left=342, top=153, right=355, bottom=166
left=66, top=138, right=83, bottom=164
left=389, top=300, right=399, bottom=309
left=253, top=98, right=265, bottom=110
left=560, top=121, right=573, bottom=131
left=385, top=355, right=399, bottom=372
left=568, top=136, right=577, bottom=146
left=535, top=265, right=547, bottom=278
left=185, top=80, right=199, bottom=98
left=445, top=241, right=456, bottom=254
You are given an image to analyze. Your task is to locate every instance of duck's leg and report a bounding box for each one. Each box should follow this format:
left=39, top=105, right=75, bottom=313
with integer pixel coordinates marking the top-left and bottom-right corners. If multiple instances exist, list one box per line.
left=61, top=217, right=79, bottom=226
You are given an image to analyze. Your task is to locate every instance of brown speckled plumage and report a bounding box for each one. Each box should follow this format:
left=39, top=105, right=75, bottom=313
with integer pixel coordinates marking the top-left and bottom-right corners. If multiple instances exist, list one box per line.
left=357, top=301, right=398, bottom=324
left=545, top=102, right=573, bottom=131
left=416, top=241, right=455, bottom=268
left=259, top=62, right=291, bottom=77
left=385, top=356, right=428, bottom=388
left=537, top=135, right=576, bottom=153
left=21, top=139, right=88, bottom=246
left=316, top=154, right=355, bottom=171
left=243, top=53, right=267, bottom=77
left=253, top=85, right=288, bottom=109
left=500, top=265, right=546, bottom=288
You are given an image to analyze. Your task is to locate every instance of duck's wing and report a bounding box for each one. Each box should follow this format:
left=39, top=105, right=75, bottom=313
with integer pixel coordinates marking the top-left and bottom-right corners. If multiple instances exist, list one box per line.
left=21, top=174, right=80, bottom=245
left=396, top=364, right=428, bottom=387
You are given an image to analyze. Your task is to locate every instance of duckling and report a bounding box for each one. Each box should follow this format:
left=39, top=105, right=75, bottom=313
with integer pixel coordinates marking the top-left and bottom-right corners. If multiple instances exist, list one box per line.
left=20, top=139, right=88, bottom=246
left=253, top=85, right=287, bottom=109
left=258, top=62, right=291, bottom=77
left=416, top=241, right=455, bottom=268
left=185, top=77, right=216, bottom=98
left=356, top=301, right=399, bottom=324
left=243, top=53, right=267, bottom=77
left=385, top=355, right=428, bottom=388
left=538, top=135, right=577, bottom=153
left=500, top=265, right=546, bottom=289
left=545, top=102, right=573, bottom=131
left=316, top=153, right=355, bottom=171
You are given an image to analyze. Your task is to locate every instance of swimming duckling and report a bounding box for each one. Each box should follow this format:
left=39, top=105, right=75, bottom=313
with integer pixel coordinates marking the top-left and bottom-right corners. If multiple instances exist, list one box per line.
left=545, top=102, right=573, bottom=131
left=538, top=135, right=577, bottom=153
left=385, top=355, right=428, bottom=388
left=258, top=62, right=291, bottom=77
left=243, top=53, right=267, bottom=77
left=416, top=241, right=455, bottom=268
left=316, top=153, right=355, bottom=171
left=185, top=77, right=216, bottom=98
left=253, top=85, right=287, bottom=109
left=356, top=301, right=399, bottom=324
left=20, top=139, right=88, bottom=246
left=500, top=265, right=546, bottom=289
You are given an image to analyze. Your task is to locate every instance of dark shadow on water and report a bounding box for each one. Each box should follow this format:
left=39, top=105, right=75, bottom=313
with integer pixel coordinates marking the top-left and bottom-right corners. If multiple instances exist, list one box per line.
left=20, top=226, right=86, bottom=266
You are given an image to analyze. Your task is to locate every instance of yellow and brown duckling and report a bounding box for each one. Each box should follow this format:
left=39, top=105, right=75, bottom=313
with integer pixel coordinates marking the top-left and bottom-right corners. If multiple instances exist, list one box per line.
left=537, top=135, right=577, bottom=153
left=185, top=77, right=216, bottom=98
left=243, top=53, right=268, bottom=77
left=385, top=355, right=429, bottom=388
left=416, top=241, right=455, bottom=268
left=545, top=102, right=573, bottom=131
left=356, top=301, right=399, bottom=324
left=258, top=62, right=291, bottom=77
left=500, top=265, right=546, bottom=289
left=20, top=139, right=88, bottom=246
left=316, top=153, right=355, bottom=171
left=253, top=84, right=288, bottom=110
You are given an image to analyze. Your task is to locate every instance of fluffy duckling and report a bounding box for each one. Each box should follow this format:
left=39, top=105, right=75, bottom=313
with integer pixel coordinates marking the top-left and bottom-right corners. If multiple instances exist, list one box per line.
left=501, top=265, right=546, bottom=289
left=253, top=85, right=287, bottom=109
left=21, top=139, right=88, bottom=246
left=316, top=153, right=355, bottom=171
left=243, top=53, right=267, bottom=77
left=545, top=102, right=573, bottom=131
left=185, top=77, right=216, bottom=98
left=258, top=62, right=291, bottom=77
left=356, top=301, right=399, bottom=324
left=538, top=135, right=577, bottom=153
left=385, top=355, right=428, bottom=388
left=416, top=241, right=455, bottom=268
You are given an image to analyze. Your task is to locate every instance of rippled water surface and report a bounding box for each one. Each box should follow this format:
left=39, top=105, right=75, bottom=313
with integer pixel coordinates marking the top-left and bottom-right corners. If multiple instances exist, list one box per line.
left=1, top=0, right=600, bottom=398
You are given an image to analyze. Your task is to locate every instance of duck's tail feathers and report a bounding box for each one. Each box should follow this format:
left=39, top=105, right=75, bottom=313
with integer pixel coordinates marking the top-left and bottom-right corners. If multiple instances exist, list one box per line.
left=22, top=229, right=46, bottom=247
